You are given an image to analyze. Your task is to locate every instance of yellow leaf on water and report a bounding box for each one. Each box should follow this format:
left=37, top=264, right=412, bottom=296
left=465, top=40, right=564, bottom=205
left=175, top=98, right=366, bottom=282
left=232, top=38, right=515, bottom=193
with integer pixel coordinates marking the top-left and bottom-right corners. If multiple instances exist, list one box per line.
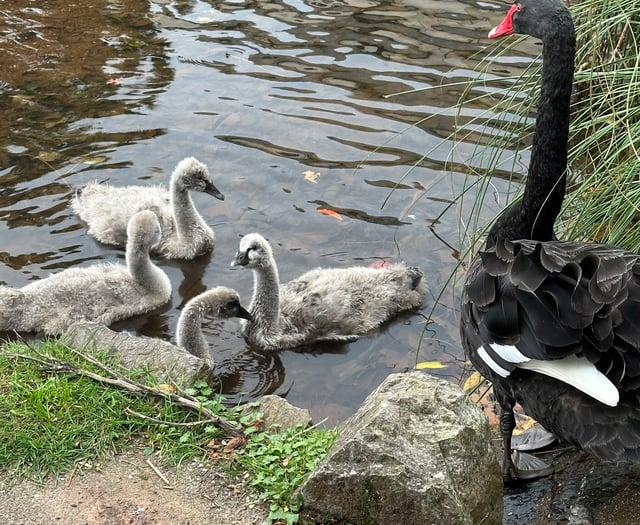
left=37, top=151, right=60, bottom=163
left=303, top=170, right=320, bottom=183
left=415, top=361, right=446, bottom=370
left=81, top=155, right=108, bottom=165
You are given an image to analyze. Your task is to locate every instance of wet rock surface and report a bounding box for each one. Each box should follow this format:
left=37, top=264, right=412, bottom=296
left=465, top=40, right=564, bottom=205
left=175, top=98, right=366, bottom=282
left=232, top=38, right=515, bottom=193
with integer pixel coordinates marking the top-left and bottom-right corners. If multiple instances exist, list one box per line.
left=504, top=446, right=640, bottom=524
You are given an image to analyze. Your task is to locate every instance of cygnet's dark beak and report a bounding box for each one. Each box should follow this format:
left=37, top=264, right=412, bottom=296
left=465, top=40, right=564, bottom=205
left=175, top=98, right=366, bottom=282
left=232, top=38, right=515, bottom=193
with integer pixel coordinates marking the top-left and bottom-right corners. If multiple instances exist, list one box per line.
left=231, top=250, right=249, bottom=267
left=204, top=180, right=225, bottom=201
left=237, top=304, right=253, bottom=321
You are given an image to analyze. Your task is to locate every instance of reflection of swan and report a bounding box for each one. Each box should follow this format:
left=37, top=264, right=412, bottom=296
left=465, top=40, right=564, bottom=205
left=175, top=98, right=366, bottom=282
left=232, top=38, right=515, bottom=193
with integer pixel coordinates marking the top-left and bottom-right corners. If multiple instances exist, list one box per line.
left=461, top=0, right=640, bottom=482
left=0, top=210, right=171, bottom=334
left=72, top=157, right=225, bottom=259
left=231, top=233, right=427, bottom=351
left=176, top=287, right=252, bottom=368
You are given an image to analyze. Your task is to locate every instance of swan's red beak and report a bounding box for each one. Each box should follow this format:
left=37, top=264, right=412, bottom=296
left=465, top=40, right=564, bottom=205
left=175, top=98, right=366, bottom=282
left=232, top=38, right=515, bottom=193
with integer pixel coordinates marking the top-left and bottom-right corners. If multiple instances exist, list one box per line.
left=488, top=4, right=519, bottom=39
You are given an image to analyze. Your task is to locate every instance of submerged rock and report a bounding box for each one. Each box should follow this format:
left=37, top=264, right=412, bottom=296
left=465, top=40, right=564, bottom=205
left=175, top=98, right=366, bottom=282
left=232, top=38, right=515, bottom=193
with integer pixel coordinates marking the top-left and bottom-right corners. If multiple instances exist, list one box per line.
left=296, top=371, right=502, bottom=525
left=63, top=321, right=211, bottom=383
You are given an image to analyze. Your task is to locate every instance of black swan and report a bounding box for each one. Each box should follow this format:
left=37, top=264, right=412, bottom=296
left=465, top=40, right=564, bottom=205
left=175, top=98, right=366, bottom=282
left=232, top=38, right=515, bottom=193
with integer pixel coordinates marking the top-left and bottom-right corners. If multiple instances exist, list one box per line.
left=460, top=0, right=640, bottom=482
left=176, top=286, right=252, bottom=368
left=231, top=233, right=427, bottom=351
left=0, top=210, right=172, bottom=334
left=72, top=157, right=224, bottom=259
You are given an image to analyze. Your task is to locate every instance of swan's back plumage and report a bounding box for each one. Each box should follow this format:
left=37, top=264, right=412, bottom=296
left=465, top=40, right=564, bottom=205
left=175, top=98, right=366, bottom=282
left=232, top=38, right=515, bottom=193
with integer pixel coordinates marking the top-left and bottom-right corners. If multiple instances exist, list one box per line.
left=232, top=233, right=426, bottom=350
left=0, top=210, right=171, bottom=334
left=176, top=287, right=251, bottom=367
left=72, top=157, right=224, bottom=259
left=463, top=238, right=640, bottom=463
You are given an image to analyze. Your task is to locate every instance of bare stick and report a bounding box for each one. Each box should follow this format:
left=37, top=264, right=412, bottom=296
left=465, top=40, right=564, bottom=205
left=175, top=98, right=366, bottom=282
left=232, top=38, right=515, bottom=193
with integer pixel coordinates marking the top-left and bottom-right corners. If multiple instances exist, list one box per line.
left=146, top=459, right=173, bottom=488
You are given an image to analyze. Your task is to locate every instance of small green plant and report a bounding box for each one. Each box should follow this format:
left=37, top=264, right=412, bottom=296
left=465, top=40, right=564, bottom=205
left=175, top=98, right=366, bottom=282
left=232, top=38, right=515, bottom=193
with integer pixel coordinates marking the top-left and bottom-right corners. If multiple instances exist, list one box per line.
left=235, top=423, right=339, bottom=525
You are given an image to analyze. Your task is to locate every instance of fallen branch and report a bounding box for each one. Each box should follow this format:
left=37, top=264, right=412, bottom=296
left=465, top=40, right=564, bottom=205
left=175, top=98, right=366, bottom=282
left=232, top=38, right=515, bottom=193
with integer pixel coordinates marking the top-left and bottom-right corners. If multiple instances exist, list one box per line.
left=124, top=407, right=236, bottom=430
left=4, top=348, right=243, bottom=439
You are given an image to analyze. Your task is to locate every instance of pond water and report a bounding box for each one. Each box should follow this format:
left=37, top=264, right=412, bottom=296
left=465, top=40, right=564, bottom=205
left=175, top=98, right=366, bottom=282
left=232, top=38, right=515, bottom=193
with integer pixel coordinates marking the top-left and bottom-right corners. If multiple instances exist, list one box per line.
left=0, top=0, right=538, bottom=425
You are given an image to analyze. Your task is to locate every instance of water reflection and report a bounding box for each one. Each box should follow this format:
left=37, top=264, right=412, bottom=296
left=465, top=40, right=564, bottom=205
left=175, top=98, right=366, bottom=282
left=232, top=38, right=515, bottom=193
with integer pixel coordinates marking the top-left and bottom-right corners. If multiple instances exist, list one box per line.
left=0, top=0, right=539, bottom=424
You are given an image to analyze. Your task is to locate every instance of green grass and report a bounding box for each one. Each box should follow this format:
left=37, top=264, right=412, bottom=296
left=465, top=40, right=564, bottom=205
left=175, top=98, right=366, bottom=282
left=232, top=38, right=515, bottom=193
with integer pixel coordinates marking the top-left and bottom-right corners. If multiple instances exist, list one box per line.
left=0, top=338, right=338, bottom=525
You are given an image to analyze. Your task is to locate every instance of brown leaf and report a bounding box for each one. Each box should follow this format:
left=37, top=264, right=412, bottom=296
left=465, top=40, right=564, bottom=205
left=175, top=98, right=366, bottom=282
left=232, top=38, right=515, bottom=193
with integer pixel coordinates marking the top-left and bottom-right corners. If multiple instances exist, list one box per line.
left=223, top=435, right=246, bottom=453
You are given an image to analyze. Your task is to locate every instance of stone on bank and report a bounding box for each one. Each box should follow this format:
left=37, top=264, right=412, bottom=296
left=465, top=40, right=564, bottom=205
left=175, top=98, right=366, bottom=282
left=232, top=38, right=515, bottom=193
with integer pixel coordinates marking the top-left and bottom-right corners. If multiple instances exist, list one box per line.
left=296, top=371, right=502, bottom=525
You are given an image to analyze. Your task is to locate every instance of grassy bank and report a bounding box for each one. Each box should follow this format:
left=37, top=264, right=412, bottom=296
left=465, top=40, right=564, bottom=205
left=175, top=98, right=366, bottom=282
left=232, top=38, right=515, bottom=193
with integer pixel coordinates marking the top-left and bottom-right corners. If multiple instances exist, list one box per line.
left=0, top=338, right=337, bottom=525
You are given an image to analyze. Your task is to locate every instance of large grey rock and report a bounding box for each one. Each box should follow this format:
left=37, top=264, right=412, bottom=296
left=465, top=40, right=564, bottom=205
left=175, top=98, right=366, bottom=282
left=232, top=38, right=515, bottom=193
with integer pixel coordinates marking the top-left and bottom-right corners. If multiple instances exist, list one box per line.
left=63, top=321, right=211, bottom=384
left=296, top=371, right=502, bottom=525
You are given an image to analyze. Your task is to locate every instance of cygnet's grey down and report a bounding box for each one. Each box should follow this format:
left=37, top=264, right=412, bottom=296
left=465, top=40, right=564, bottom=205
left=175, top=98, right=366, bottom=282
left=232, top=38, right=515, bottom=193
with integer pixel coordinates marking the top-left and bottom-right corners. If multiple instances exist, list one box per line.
left=72, top=157, right=225, bottom=259
left=231, top=233, right=427, bottom=351
left=176, top=286, right=252, bottom=368
left=0, top=210, right=172, bottom=335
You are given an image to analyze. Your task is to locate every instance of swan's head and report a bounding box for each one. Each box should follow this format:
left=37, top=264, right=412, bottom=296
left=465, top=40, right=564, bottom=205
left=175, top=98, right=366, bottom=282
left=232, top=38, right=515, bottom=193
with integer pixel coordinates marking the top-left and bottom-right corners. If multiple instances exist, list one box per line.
left=488, top=0, right=574, bottom=42
left=189, top=287, right=252, bottom=321
left=127, top=210, right=162, bottom=248
left=172, top=157, right=225, bottom=201
left=231, top=233, right=273, bottom=270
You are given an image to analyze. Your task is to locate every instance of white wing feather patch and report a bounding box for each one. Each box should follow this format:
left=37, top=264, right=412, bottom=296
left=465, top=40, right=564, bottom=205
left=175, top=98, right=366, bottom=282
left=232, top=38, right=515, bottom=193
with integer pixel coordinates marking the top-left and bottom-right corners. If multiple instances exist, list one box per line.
left=477, top=343, right=620, bottom=407
left=477, top=346, right=510, bottom=378
left=519, top=354, right=619, bottom=407
left=479, top=343, right=620, bottom=407
left=490, top=343, right=530, bottom=364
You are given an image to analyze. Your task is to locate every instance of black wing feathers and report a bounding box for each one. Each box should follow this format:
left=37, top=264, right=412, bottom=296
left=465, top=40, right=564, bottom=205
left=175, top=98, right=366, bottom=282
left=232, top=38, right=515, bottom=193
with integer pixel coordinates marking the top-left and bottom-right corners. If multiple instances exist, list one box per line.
left=463, top=238, right=640, bottom=386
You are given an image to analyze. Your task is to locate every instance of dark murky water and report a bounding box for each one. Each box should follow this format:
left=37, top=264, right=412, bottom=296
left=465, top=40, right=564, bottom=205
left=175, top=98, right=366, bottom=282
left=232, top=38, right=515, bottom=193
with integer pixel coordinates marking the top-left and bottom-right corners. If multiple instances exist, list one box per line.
left=0, top=0, right=538, bottom=425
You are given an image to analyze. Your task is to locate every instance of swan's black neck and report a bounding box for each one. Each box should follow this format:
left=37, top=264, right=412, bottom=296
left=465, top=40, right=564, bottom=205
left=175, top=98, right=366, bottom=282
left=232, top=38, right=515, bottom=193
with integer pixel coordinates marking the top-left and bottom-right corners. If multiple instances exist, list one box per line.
left=487, top=26, right=575, bottom=247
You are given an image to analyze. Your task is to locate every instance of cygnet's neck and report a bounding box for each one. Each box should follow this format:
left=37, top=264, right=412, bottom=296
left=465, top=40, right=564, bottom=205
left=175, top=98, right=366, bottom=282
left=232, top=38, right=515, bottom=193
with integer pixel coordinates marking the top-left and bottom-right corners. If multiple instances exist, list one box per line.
left=127, top=238, right=167, bottom=291
left=176, top=304, right=209, bottom=361
left=170, top=179, right=206, bottom=239
left=250, top=259, right=281, bottom=333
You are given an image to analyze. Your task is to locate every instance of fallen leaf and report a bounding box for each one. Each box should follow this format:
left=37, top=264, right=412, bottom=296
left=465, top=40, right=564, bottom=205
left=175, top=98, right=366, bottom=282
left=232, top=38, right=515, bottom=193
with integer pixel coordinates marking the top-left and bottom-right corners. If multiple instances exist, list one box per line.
left=37, top=151, right=60, bottom=163
left=156, top=383, right=176, bottom=394
left=463, top=371, right=484, bottom=392
left=303, top=170, right=320, bottom=183
left=318, top=208, right=343, bottom=220
left=81, top=155, right=108, bottom=165
left=415, top=361, right=446, bottom=370
left=223, top=435, right=246, bottom=453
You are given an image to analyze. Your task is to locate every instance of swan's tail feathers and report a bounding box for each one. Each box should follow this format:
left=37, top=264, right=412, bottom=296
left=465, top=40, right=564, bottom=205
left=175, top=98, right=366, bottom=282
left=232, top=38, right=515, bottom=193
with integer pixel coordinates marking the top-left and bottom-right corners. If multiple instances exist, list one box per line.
left=407, top=266, right=424, bottom=291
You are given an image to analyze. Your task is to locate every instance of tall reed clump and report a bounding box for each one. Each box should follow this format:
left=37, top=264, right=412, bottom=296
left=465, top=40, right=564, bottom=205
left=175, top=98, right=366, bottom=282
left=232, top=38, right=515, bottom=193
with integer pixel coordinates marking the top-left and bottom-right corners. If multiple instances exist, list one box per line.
left=561, top=0, right=640, bottom=250
left=459, top=0, right=640, bottom=252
